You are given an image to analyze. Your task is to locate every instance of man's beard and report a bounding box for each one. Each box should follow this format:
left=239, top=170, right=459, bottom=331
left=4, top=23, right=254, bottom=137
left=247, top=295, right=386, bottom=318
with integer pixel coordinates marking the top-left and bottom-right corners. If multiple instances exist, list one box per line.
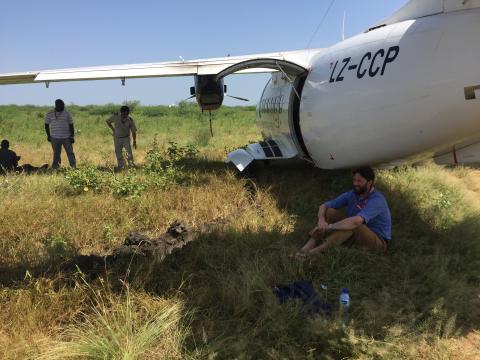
left=353, top=185, right=369, bottom=195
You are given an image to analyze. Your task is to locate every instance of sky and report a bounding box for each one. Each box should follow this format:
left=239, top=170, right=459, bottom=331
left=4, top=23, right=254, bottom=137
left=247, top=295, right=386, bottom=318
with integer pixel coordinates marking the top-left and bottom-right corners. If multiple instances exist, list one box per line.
left=0, top=0, right=408, bottom=106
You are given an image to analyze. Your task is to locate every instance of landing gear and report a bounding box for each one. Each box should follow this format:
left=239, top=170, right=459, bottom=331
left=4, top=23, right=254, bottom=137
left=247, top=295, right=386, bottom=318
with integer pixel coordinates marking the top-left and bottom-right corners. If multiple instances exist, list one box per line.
left=209, top=111, right=213, bottom=137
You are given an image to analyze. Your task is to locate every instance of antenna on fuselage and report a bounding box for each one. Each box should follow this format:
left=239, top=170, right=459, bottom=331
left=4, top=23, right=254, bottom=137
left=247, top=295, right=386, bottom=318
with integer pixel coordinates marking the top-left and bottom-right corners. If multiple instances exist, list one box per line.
left=306, top=0, right=337, bottom=64
left=342, top=11, right=346, bottom=41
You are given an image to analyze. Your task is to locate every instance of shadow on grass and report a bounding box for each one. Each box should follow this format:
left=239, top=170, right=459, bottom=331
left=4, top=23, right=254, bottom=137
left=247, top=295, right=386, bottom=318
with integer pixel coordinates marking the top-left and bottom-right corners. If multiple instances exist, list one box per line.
left=0, top=163, right=479, bottom=358
left=139, top=165, right=480, bottom=357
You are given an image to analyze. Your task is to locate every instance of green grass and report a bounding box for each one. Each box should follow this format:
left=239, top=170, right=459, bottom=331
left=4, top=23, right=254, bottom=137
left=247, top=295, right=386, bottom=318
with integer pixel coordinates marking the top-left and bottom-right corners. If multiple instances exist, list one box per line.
left=0, top=102, right=258, bottom=164
left=0, top=104, right=479, bottom=359
left=40, top=282, right=187, bottom=360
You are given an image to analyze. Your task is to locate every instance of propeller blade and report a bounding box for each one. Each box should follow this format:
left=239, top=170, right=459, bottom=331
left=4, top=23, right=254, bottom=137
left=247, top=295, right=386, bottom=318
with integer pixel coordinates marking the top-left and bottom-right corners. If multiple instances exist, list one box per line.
left=227, top=95, right=249, bottom=102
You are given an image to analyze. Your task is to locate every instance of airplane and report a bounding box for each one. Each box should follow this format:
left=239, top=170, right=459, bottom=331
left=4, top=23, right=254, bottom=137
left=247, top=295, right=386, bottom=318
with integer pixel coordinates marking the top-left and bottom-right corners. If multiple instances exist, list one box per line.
left=1, top=0, right=480, bottom=172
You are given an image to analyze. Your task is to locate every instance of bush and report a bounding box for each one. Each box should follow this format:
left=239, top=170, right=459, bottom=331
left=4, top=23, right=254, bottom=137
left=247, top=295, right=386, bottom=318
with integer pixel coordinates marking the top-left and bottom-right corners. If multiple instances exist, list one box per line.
left=140, top=106, right=168, bottom=118
left=166, top=141, right=198, bottom=163
left=173, top=101, right=197, bottom=117
left=145, top=141, right=198, bottom=170
left=144, top=141, right=198, bottom=189
left=123, top=100, right=141, bottom=112
left=44, top=235, right=75, bottom=263
left=83, top=104, right=118, bottom=116
left=147, top=162, right=181, bottom=189
left=110, top=169, right=146, bottom=198
left=144, top=140, right=165, bottom=174
left=64, top=166, right=105, bottom=193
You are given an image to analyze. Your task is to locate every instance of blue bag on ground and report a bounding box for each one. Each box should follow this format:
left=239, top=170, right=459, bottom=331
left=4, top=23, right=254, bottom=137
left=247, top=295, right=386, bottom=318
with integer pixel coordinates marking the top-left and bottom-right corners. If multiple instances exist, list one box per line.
left=274, top=280, right=331, bottom=317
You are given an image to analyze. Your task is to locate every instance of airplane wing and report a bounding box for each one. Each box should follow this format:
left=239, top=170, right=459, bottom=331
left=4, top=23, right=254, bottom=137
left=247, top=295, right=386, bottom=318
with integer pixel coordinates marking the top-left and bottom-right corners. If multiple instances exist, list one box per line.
left=0, top=49, right=322, bottom=86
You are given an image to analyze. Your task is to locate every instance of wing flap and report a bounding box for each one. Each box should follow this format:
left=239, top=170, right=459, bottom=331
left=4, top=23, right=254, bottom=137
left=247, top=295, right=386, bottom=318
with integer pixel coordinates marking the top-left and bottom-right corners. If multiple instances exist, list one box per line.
left=35, top=63, right=199, bottom=82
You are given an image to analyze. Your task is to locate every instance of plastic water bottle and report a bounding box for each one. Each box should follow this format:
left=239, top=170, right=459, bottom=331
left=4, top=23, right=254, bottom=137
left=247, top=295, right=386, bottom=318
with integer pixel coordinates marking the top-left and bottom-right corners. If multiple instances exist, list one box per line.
left=339, top=288, right=350, bottom=325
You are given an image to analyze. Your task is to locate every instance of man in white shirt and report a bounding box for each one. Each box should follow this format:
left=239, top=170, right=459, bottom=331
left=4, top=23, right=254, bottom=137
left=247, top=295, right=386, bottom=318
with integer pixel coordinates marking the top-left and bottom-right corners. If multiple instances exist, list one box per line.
left=44, top=99, right=76, bottom=169
left=106, top=105, right=137, bottom=169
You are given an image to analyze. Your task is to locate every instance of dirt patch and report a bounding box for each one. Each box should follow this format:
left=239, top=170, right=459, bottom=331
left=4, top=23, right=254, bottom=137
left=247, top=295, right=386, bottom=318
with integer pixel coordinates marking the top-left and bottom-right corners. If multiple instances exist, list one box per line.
left=60, top=215, right=240, bottom=277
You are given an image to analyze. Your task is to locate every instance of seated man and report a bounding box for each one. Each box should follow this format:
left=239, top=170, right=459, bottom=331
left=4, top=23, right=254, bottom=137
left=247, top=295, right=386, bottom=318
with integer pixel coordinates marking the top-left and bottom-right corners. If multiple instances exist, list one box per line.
left=297, top=166, right=391, bottom=259
left=0, top=139, right=48, bottom=174
left=0, top=139, right=20, bottom=173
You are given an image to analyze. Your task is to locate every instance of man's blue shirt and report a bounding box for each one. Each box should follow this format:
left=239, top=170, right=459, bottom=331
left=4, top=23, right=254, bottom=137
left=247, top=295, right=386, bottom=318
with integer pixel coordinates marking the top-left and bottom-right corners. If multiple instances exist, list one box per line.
left=324, top=189, right=392, bottom=241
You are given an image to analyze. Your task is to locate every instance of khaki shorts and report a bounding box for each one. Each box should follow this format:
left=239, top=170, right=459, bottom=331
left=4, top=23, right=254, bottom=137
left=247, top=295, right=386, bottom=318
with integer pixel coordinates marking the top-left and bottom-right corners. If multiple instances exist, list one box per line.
left=324, top=208, right=388, bottom=253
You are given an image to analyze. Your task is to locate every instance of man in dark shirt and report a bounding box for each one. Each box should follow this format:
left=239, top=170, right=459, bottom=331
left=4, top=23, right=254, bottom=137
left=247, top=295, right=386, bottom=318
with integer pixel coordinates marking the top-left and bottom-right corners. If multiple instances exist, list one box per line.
left=296, top=166, right=392, bottom=259
left=0, top=139, right=48, bottom=174
left=0, top=139, right=20, bottom=173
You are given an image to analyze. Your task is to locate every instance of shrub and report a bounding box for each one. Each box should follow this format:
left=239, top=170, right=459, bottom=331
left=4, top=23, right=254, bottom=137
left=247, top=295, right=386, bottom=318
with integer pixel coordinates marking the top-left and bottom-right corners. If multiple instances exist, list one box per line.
left=166, top=141, right=198, bottom=163
left=44, top=235, right=75, bottom=262
left=84, top=104, right=118, bottom=116
left=173, top=101, right=197, bottom=117
left=110, top=169, right=146, bottom=198
left=64, top=166, right=105, bottom=193
left=144, top=139, right=165, bottom=174
left=147, top=162, right=181, bottom=189
left=144, top=141, right=198, bottom=189
left=123, top=100, right=141, bottom=112
left=140, top=106, right=168, bottom=118
left=145, top=141, right=198, bottom=170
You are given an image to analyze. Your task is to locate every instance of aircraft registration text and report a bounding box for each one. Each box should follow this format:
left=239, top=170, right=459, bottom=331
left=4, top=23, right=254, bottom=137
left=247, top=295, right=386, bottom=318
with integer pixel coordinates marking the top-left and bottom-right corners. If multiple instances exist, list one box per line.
left=329, top=46, right=400, bottom=83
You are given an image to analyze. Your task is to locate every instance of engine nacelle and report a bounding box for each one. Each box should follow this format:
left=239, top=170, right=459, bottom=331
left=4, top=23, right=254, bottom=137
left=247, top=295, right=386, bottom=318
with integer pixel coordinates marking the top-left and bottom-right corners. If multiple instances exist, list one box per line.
left=190, top=75, right=225, bottom=111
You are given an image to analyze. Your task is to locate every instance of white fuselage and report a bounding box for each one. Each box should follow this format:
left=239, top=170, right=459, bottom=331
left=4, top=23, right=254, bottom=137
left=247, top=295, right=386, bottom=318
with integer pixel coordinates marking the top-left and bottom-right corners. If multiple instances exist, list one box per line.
left=257, top=8, right=480, bottom=169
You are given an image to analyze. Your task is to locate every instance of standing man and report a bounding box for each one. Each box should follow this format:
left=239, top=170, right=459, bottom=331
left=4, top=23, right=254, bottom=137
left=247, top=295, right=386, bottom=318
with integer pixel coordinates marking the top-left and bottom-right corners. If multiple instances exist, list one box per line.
left=106, top=105, right=137, bottom=169
left=296, top=166, right=392, bottom=259
left=44, top=99, right=76, bottom=169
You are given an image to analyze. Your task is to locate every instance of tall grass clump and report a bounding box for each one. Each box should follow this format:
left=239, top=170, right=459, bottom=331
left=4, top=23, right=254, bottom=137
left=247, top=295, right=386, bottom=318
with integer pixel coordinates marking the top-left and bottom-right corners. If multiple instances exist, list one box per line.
left=41, top=283, right=188, bottom=360
left=192, top=127, right=211, bottom=147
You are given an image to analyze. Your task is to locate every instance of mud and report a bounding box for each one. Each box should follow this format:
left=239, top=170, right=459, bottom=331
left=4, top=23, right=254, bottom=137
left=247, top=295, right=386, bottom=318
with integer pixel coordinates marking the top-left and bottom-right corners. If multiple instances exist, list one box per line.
left=60, top=171, right=260, bottom=276
left=60, top=216, right=235, bottom=277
